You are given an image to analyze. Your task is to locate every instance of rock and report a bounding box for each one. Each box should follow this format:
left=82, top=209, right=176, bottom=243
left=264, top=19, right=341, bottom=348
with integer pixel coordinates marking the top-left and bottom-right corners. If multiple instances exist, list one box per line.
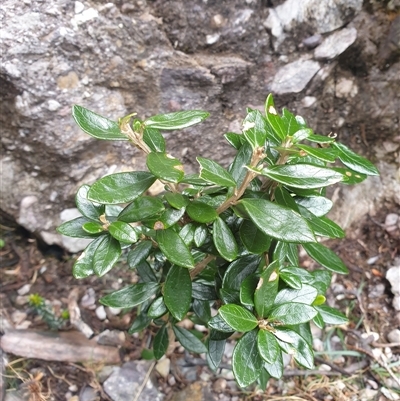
left=386, top=264, right=400, bottom=311
left=97, top=330, right=126, bottom=347
left=314, top=27, right=357, bottom=60
left=103, top=361, right=163, bottom=401
left=95, top=305, right=107, bottom=321
left=17, top=284, right=31, bottom=296
left=80, top=288, right=96, bottom=310
left=385, top=213, right=399, bottom=227
left=368, top=283, right=385, bottom=298
left=270, top=59, right=320, bottom=94
left=387, top=329, right=400, bottom=343
left=334, top=77, right=358, bottom=98
left=79, top=386, right=99, bottom=401
left=170, top=382, right=216, bottom=401
left=381, top=387, right=400, bottom=400
left=212, top=378, right=227, bottom=393
left=155, top=358, right=170, bottom=379
left=303, top=34, right=323, bottom=49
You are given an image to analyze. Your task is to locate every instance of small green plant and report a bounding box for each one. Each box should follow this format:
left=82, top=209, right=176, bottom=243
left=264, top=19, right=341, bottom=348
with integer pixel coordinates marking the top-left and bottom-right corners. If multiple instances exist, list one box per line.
left=58, top=94, right=378, bottom=388
left=29, top=293, right=68, bottom=330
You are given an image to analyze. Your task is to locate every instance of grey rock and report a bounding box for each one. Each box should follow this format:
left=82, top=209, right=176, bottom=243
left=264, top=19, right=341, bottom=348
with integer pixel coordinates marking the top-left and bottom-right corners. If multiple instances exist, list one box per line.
left=385, top=213, right=399, bottom=227
left=368, top=283, right=385, bottom=298
left=387, top=329, right=400, bottom=343
left=386, top=264, right=400, bottom=311
left=103, top=361, right=163, bottom=401
left=97, top=330, right=125, bottom=347
left=303, top=34, right=323, bottom=49
left=79, top=386, right=99, bottom=401
left=314, top=27, right=357, bottom=60
left=270, top=59, right=320, bottom=94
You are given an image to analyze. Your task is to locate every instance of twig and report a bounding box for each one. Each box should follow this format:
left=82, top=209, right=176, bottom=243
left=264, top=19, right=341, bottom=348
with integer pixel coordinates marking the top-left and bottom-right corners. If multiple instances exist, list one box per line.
left=132, top=361, right=156, bottom=401
left=372, top=341, right=400, bottom=348
left=283, top=369, right=341, bottom=377
left=314, top=356, right=351, bottom=376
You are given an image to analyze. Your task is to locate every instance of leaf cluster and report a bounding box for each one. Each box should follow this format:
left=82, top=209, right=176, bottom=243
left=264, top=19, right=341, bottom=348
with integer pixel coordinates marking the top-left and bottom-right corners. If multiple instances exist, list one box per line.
left=58, top=94, right=378, bottom=388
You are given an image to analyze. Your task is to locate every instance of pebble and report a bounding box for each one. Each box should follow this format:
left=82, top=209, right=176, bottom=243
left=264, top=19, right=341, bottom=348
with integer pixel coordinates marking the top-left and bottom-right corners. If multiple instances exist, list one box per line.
left=155, top=358, right=170, bottom=379
left=314, top=27, right=357, bottom=60
left=97, top=330, right=125, bottom=347
left=381, top=387, right=400, bottom=400
left=167, top=375, right=176, bottom=386
left=11, top=310, right=27, bottom=325
left=301, top=96, right=317, bottom=108
left=385, top=213, right=399, bottom=227
left=361, top=331, right=379, bottom=342
left=332, top=355, right=345, bottom=365
left=213, top=378, right=227, bottom=393
left=107, top=307, right=122, bottom=316
left=319, top=364, right=331, bottom=371
left=95, top=305, right=107, bottom=321
left=220, top=368, right=235, bottom=380
left=386, top=265, right=400, bottom=310
left=17, top=284, right=31, bottom=296
left=387, top=328, right=400, bottom=343
left=68, top=385, right=78, bottom=392
left=80, top=288, right=96, bottom=310
left=15, top=295, right=30, bottom=306
left=313, top=338, right=324, bottom=352
left=366, top=255, right=380, bottom=265
left=302, top=34, right=323, bottom=49
left=366, top=380, right=378, bottom=390
left=359, top=388, right=378, bottom=400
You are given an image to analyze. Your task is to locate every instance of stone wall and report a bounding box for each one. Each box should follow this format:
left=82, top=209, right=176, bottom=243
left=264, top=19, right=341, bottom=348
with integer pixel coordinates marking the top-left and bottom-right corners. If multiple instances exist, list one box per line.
left=1, top=0, right=399, bottom=251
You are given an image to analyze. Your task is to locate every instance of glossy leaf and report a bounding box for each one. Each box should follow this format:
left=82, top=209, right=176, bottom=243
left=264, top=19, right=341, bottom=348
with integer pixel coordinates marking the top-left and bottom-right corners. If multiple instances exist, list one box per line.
left=92, top=235, right=121, bottom=277
left=154, top=325, right=169, bottom=359
left=294, top=196, right=333, bottom=217
left=108, top=221, right=138, bottom=243
left=75, top=185, right=105, bottom=220
left=303, top=243, right=348, bottom=274
left=264, top=94, right=286, bottom=140
left=186, top=201, right=218, bottom=223
left=57, top=217, right=102, bottom=239
left=164, top=265, right=192, bottom=320
left=88, top=172, right=156, bottom=204
left=242, top=109, right=267, bottom=149
left=192, top=282, right=217, bottom=301
left=156, top=229, right=194, bottom=268
left=225, top=132, right=244, bottom=149
left=232, top=330, right=263, bottom=388
left=264, top=351, right=284, bottom=379
left=269, top=303, right=317, bottom=325
left=164, top=192, right=189, bottom=209
left=194, top=224, right=209, bottom=247
left=72, top=105, right=128, bottom=141
left=307, top=134, right=336, bottom=144
left=259, top=164, right=344, bottom=189
left=292, top=128, right=312, bottom=142
left=136, top=261, right=157, bottom=283
left=239, top=198, right=316, bottom=243
left=296, top=144, right=338, bottom=163
left=254, top=268, right=279, bottom=318
left=148, top=297, right=168, bottom=319
left=197, top=157, right=236, bottom=187
left=142, top=127, right=166, bottom=152
left=118, top=196, right=165, bottom=223
left=128, top=313, right=152, bottom=334
left=147, top=207, right=185, bottom=230
left=274, top=186, right=299, bottom=211
left=315, top=305, right=348, bottom=325
left=207, top=339, right=226, bottom=371
left=127, top=241, right=153, bottom=268
left=173, top=325, right=207, bottom=354
left=100, top=282, right=159, bottom=308
left=311, top=270, right=332, bottom=294
left=240, top=275, right=258, bottom=307
left=220, top=288, right=241, bottom=305
left=279, top=266, right=314, bottom=289
left=219, top=304, right=258, bottom=332
left=144, top=110, right=209, bottom=130
left=72, top=237, right=102, bottom=278
left=257, top=329, right=279, bottom=364
left=146, top=152, right=184, bottom=183
left=193, top=299, right=212, bottom=323
left=282, top=108, right=301, bottom=136
left=299, top=206, right=345, bottom=238
left=222, top=255, right=261, bottom=290
left=274, top=284, right=318, bottom=306
left=179, top=223, right=196, bottom=246
left=82, top=221, right=104, bottom=234
left=213, top=217, right=238, bottom=262
left=208, top=314, right=235, bottom=333
left=331, top=167, right=367, bottom=185
left=229, top=142, right=253, bottom=187
left=333, top=142, right=379, bottom=176
left=239, top=220, right=271, bottom=254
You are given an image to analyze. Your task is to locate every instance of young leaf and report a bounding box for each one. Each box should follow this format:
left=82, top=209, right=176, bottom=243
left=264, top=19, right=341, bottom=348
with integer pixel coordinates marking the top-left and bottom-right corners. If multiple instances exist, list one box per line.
left=127, top=240, right=153, bottom=268
left=144, top=110, right=209, bottom=130
left=197, top=157, right=236, bottom=187
left=156, top=229, right=194, bottom=268
left=219, top=304, right=258, bottom=332
left=173, top=325, right=207, bottom=354
left=242, top=109, right=267, bottom=149
left=57, top=217, right=102, bottom=239
left=257, top=329, right=279, bottom=364
left=254, top=268, right=279, bottom=318
left=164, top=265, right=192, bottom=320
left=146, top=152, right=184, bottom=183
left=82, top=221, right=104, bottom=234
left=232, top=330, right=263, bottom=388
left=213, top=217, right=238, bottom=262
left=108, top=221, right=138, bottom=243
left=333, top=142, right=379, bottom=176
left=314, top=305, right=348, bottom=325
left=88, top=172, right=156, bottom=204
left=92, top=235, right=121, bottom=277
left=239, top=198, right=316, bottom=243
left=100, top=282, right=159, bottom=308
left=207, top=339, right=226, bottom=371
left=222, top=255, right=261, bottom=290
left=72, top=105, right=128, bottom=141
left=118, top=196, right=165, bottom=223
left=269, top=303, right=317, bottom=325
left=294, top=196, right=333, bottom=217
left=142, top=127, right=166, bottom=152
left=239, top=220, right=271, bottom=254
left=282, top=108, right=301, bottom=136
left=259, top=164, right=344, bottom=189
left=154, top=325, right=169, bottom=359
left=273, top=284, right=318, bottom=306
left=303, top=243, right=348, bottom=274
left=186, top=201, right=218, bottom=223
left=75, top=185, right=105, bottom=220
left=264, top=351, right=284, bottom=379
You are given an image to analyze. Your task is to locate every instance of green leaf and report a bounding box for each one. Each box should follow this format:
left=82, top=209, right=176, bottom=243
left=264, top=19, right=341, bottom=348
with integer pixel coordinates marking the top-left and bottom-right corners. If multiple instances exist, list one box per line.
left=333, top=142, right=379, bottom=176
left=239, top=220, right=271, bottom=254
left=265, top=94, right=286, bottom=140
left=194, top=224, right=209, bottom=247
left=208, top=314, right=235, bottom=333
left=197, top=157, right=236, bottom=187
left=296, top=144, right=338, bottom=163
left=303, top=243, right=348, bottom=274
left=242, top=110, right=267, bottom=149
left=193, top=299, right=212, bottom=323
left=222, top=255, right=261, bottom=290
left=274, top=285, right=318, bottom=306
left=213, top=217, right=238, bottom=262
left=311, top=270, right=332, bottom=294
left=239, top=198, right=316, bottom=243
left=72, top=237, right=102, bottom=278
left=118, top=196, right=165, bottom=223
left=292, top=128, right=312, bottom=142
left=92, top=235, right=121, bottom=277
left=100, top=282, right=159, bottom=308
left=257, top=330, right=279, bottom=364
left=136, top=261, right=158, bottom=283
left=207, top=339, right=226, bottom=371
left=173, top=325, right=207, bottom=354
left=240, top=275, right=258, bottom=307
left=148, top=297, right=168, bottom=319
left=186, top=201, right=218, bottom=223
left=313, top=312, right=325, bottom=329
left=144, top=110, right=209, bottom=130
left=108, top=221, right=138, bottom=243
left=294, top=196, right=333, bottom=217
left=192, top=282, right=217, bottom=301
left=146, top=207, right=185, bottom=230
left=88, top=172, right=156, bottom=204
left=254, top=268, right=279, bottom=318
left=274, top=186, right=300, bottom=212
left=315, top=305, right=348, bottom=325
left=146, top=152, right=184, bottom=183
left=331, top=167, right=367, bottom=185
left=156, top=229, right=194, bottom=268
left=282, top=108, right=302, bottom=136
left=164, top=193, right=189, bottom=209
left=142, top=127, right=166, bottom=152
left=57, top=217, right=102, bottom=239
left=269, top=303, right=317, bottom=325
left=72, top=105, right=128, bottom=141
left=307, top=134, right=336, bottom=144
left=179, top=223, right=196, bottom=246
left=127, top=240, right=153, bottom=268
left=219, top=304, right=258, bottom=332
left=82, top=221, right=104, bottom=234
left=264, top=352, right=284, bottom=379
left=232, top=330, right=263, bottom=388
left=279, top=266, right=314, bottom=290
left=229, top=142, right=253, bottom=186
left=75, top=184, right=105, bottom=220
left=220, top=288, right=240, bottom=305
left=259, top=164, right=344, bottom=189
left=274, top=328, right=314, bottom=369
left=128, top=313, right=152, bottom=334
left=225, top=132, right=244, bottom=149
left=154, top=325, right=169, bottom=359
left=164, top=265, right=192, bottom=320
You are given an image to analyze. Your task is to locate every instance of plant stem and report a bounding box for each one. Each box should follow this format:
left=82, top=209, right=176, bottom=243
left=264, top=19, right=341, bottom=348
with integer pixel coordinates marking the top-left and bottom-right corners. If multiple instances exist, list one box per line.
left=190, top=254, right=216, bottom=280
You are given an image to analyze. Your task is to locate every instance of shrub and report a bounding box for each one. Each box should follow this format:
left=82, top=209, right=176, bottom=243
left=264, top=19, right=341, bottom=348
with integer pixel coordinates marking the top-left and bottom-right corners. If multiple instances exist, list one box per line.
left=58, top=94, right=378, bottom=388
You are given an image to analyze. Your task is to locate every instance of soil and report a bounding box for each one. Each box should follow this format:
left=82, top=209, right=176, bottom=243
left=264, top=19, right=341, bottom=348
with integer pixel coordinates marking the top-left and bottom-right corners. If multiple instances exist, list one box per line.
left=1, top=201, right=399, bottom=401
